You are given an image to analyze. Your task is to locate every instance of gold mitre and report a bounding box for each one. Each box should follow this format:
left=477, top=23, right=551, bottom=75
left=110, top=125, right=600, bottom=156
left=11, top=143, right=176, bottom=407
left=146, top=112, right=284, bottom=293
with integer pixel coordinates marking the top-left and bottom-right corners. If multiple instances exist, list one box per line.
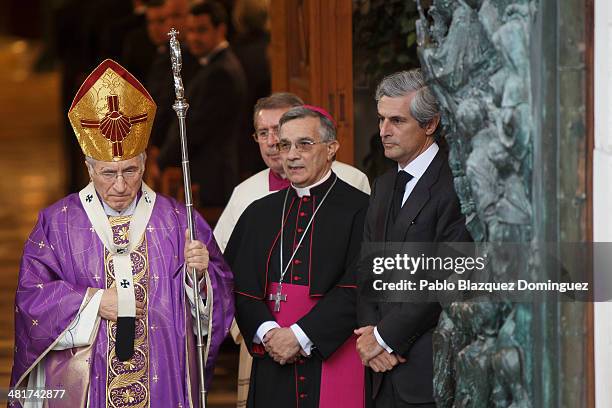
left=68, top=59, right=157, bottom=161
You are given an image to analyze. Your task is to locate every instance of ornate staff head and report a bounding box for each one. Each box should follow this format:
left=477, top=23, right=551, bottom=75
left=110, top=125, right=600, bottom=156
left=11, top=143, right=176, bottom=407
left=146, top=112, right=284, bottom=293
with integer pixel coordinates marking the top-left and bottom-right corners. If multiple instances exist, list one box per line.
left=168, top=28, right=185, bottom=101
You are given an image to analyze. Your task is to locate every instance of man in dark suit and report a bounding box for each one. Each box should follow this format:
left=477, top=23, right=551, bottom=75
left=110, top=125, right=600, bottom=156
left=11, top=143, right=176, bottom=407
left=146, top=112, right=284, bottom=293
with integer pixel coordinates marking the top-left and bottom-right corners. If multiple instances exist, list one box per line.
left=156, top=1, right=247, bottom=206
left=356, top=69, right=472, bottom=407
left=121, top=0, right=168, bottom=82
left=99, top=0, right=147, bottom=62
left=231, top=0, right=272, bottom=176
left=145, top=0, right=198, bottom=153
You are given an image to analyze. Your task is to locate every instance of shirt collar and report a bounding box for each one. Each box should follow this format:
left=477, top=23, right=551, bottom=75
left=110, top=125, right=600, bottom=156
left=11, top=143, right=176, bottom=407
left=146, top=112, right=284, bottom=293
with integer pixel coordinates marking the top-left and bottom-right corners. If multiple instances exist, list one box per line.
left=198, top=41, right=229, bottom=66
left=291, top=170, right=332, bottom=197
left=102, top=196, right=138, bottom=216
left=398, top=142, right=439, bottom=180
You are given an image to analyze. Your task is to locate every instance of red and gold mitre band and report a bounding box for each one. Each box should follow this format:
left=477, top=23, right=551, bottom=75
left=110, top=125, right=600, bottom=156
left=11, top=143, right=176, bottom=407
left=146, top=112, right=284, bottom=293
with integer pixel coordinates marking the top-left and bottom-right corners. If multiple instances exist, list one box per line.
left=68, top=59, right=157, bottom=161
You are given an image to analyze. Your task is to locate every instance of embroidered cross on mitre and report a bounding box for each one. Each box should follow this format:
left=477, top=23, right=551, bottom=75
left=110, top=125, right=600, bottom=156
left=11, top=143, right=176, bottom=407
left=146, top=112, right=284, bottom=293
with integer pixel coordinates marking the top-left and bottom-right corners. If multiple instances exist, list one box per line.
left=80, top=95, right=147, bottom=159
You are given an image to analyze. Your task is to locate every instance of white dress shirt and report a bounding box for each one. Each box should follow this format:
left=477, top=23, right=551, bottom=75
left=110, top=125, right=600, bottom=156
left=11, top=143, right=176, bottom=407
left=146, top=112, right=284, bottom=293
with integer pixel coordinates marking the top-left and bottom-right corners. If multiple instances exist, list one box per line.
left=398, top=143, right=439, bottom=206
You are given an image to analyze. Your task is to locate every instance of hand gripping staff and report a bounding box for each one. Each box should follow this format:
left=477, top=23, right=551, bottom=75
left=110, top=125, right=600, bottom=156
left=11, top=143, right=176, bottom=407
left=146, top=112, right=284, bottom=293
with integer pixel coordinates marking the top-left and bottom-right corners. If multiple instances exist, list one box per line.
left=168, top=28, right=213, bottom=408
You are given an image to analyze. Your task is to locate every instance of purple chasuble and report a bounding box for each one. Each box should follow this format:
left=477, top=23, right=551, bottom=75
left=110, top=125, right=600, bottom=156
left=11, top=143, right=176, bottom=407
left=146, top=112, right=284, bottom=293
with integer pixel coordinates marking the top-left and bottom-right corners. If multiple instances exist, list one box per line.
left=10, top=192, right=234, bottom=407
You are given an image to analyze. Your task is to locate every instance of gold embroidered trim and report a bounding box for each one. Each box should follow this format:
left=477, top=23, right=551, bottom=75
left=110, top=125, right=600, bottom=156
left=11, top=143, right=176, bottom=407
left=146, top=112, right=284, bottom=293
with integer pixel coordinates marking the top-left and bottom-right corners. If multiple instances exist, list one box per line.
left=105, top=216, right=150, bottom=408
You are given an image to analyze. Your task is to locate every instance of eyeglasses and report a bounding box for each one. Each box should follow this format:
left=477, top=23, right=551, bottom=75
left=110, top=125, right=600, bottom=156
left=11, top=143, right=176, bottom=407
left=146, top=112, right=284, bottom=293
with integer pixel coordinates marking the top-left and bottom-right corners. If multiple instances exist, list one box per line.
left=253, top=125, right=280, bottom=142
left=276, top=139, right=327, bottom=153
left=93, top=168, right=143, bottom=183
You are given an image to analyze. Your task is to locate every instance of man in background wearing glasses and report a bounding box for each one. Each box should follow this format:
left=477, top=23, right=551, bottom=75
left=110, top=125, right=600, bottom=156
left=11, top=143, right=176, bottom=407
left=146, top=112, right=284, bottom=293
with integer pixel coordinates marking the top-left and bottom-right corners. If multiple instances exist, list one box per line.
left=225, top=106, right=368, bottom=407
left=213, top=92, right=369, bottom=406
left=214, top=92, right=369, bottom=251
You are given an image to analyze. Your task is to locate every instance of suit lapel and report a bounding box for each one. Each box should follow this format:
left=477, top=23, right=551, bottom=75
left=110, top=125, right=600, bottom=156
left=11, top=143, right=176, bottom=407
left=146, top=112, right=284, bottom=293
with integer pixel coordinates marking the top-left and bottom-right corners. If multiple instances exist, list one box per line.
left=207, top=46, right=227, bottom=65
left=374, top=170, right=395, bottom=241
left=393, top=182, right=431, bottom=238
left=395, top=150, right=445, bottom=241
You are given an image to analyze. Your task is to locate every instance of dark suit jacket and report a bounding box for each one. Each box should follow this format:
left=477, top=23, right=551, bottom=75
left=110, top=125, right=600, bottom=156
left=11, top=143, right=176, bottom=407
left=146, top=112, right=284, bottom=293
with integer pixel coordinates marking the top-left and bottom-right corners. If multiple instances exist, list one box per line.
left=358, top=148, right=472, bottom=404
left=231, top=30, right=271, bottom=175
left=157, top=46, right=247, bottom=206
left=146, top=48, right=196, bottom=150
left=121, top=26, right=158, bottom=83
left=101, top=11, right=146, bottom=62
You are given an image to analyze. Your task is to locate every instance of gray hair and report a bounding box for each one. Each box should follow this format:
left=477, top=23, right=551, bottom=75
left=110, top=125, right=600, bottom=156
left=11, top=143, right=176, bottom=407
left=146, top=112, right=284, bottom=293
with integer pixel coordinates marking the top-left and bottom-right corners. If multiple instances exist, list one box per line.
left=375, top=69, right=439, bottom=130
left=278, top=106, right=336, bottom=142
left=253, top=92, right=304, bottom=127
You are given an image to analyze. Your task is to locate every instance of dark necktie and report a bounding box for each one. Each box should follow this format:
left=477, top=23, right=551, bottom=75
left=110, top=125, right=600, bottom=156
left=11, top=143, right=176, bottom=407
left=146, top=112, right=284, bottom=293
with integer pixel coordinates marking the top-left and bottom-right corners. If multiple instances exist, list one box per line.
left=391, top=170, right=413, bottom=222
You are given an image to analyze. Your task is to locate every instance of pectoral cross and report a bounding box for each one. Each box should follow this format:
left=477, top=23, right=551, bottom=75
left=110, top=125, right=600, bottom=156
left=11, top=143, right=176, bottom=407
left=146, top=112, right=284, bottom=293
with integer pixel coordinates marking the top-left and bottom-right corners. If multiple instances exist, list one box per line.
left=269, top=287, right=287, bottom=312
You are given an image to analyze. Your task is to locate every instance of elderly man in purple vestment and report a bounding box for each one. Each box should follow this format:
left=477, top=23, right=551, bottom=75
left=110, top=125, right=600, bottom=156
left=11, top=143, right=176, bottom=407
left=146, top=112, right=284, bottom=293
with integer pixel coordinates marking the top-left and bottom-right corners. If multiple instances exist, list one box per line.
left=9, top=59, right=234, bottom=408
